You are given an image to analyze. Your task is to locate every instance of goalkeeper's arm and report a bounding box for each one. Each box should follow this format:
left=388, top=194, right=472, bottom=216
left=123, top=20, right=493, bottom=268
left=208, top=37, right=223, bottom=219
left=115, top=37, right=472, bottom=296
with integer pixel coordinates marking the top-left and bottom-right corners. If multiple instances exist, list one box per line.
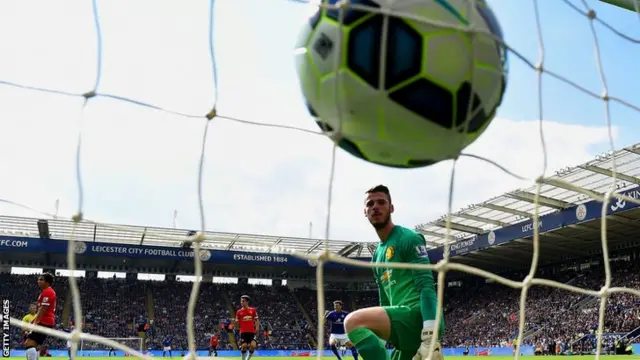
left=406, top=233, right=443, bottom=360
left=406, top=234, right=441, bottom=332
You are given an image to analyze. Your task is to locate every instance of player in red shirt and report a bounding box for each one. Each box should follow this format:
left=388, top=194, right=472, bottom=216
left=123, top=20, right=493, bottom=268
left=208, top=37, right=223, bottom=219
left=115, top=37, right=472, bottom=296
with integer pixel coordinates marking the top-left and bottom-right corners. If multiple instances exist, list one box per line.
left=235, top=295, right=260, bottom=360
left=208, top=331, right=219, bottom=357
left=24, top=273, right=57, bottom=360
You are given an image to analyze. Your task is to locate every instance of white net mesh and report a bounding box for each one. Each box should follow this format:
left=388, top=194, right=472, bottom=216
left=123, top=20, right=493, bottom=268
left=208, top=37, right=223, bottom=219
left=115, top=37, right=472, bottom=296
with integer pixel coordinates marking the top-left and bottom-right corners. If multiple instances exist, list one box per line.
left=4, top=0, right=640, bottom=360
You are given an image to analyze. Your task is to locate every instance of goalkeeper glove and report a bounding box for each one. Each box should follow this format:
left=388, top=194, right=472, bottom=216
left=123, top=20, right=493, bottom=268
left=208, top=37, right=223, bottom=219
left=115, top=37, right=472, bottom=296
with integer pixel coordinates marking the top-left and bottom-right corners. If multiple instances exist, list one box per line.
left=412, top=324, right=443, bottom=360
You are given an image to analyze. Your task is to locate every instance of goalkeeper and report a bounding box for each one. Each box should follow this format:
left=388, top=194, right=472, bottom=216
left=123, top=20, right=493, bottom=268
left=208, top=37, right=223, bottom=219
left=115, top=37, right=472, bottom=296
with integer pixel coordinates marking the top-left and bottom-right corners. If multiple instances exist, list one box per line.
left=344, top=185, right=444, bottom=360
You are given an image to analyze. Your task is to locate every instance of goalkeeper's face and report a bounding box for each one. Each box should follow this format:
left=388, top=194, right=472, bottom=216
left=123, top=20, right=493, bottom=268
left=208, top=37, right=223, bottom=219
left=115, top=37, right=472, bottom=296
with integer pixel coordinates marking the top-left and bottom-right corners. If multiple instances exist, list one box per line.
left=364, top=192, right=393, bottom=230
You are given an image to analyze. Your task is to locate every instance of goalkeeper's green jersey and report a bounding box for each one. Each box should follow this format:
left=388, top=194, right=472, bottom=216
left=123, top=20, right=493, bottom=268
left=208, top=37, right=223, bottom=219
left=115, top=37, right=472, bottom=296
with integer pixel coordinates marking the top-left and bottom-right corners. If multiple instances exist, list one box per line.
left=372, top=225, right=436, bottom=314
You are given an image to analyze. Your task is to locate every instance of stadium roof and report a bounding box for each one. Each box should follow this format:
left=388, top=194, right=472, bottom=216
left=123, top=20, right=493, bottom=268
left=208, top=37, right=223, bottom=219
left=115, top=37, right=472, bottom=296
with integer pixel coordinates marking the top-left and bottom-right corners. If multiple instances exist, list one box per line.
left=0, top=215, right=375, bottom=258
left=415, top=142, right=640, bottom=249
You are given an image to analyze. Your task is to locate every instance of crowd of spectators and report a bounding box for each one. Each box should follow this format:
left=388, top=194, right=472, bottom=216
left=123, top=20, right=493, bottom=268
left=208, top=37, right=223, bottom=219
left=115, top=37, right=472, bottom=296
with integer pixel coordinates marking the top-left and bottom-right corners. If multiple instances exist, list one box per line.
left=3, top=260, right=640, bottom=353
left=2, top=274, right=69, bottom=350
left=439, top=261, right=640, bottom=354
left=71, top=277, right=149, bottom=342
left=147, top=281, right=230, bottom=351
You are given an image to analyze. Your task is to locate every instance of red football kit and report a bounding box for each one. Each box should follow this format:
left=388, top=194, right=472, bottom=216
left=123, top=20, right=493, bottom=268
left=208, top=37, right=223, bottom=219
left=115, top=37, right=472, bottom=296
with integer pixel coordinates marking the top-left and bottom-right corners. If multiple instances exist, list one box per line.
left=210, top=335, right=219, bottom=347
left=37, top=287, right=57, bottom=326
left=236, top=307, right=258, bottom=334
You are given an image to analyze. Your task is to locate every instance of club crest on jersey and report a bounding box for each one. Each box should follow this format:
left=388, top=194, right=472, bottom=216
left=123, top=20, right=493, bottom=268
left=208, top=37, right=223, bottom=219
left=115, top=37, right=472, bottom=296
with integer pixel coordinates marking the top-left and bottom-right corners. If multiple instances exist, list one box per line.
left=380, top=270, right=392, bottom=282
left=385, top=246, right=394, bottom=260
left=415, top=245, right=429, bottom=258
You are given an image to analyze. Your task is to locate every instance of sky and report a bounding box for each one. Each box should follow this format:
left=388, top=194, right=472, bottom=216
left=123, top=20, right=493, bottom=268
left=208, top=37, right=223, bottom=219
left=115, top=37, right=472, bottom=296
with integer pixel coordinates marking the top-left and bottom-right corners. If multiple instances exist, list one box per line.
left=0, top=0, right=638, bottom=250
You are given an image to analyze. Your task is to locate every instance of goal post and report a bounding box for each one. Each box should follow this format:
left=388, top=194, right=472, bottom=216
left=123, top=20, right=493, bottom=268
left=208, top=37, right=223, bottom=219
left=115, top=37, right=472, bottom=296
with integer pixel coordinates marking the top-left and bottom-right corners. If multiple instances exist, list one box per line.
left=80, top=337, right=144, bottom=353
left=600, top=0, right=640, bottom=11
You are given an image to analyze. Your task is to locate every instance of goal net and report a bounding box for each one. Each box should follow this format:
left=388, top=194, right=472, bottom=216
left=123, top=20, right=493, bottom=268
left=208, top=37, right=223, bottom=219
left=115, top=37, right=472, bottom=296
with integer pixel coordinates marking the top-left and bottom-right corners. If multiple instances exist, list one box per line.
left=5, top=1, right=640, bottom=360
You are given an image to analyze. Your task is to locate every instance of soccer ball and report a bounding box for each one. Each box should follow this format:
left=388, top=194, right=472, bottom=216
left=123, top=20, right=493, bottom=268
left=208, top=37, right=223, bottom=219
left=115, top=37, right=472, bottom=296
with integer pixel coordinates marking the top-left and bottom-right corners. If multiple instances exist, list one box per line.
left=294, top=0, right=508, bottom=168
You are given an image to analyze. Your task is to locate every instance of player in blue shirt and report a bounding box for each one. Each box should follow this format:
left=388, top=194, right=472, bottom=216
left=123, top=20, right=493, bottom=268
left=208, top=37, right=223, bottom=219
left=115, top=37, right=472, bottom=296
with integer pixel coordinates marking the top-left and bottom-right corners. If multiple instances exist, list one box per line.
left=325, top=301, right=359, bottom=360
left=162, top=336, right=173, bottom=357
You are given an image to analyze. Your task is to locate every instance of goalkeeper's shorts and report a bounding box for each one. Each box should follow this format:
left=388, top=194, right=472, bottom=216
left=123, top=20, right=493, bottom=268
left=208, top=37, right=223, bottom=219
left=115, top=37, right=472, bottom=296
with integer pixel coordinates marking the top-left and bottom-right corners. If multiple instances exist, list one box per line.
left=383, top=305, right=445, bottom=354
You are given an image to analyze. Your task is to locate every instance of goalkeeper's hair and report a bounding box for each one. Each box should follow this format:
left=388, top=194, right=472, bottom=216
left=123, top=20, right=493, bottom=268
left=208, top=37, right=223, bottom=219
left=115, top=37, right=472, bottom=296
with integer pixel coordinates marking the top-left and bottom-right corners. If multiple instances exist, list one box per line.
left=365, top=184, right=392, bottom=203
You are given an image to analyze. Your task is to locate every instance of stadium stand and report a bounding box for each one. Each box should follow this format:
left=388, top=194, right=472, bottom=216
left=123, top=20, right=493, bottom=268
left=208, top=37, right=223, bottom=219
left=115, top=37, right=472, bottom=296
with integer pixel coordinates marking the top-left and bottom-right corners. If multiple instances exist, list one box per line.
left=3, top=255, right=640, bottom=356
left=3, top=145, right=640, bottom=356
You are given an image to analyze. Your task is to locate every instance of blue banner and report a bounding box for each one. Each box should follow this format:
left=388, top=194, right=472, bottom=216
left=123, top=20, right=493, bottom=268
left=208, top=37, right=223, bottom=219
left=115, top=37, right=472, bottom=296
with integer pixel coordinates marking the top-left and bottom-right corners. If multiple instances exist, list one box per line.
left=0, top=237, right=365, bottom=269
left=428, top=185, right=640, bottom=262
left=9, top=346, right=536, bottom=357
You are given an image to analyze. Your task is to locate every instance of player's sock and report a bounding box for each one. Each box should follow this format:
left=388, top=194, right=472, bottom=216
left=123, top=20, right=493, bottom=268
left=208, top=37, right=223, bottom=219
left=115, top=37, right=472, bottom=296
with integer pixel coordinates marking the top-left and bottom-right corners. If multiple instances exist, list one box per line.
left=26, top=347, right=38, bottom=360
left=350, top=347, right=359, bottom=360
left=241, top=350, right=247, bottom=360
left=248, top=349, right=255, bottom=360
left=68, top=349, right=71, bottom=359
left=347, top=328, right=389, bottom=360
left=330, top=345, right=342, bottom=360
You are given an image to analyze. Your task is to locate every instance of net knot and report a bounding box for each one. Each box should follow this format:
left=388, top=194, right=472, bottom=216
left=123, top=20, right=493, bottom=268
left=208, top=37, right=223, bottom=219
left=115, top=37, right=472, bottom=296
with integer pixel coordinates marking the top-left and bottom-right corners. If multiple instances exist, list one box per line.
left=434, top=259, right=448, bottom=272
left=334, top=0, right=350, bottom=10
left=317, top=250, right=331, bottom=262
left=205, top=109, right=217, bottom=120
left=599, top=286, right=610, bottom=298
left=587, top=9, right=596, bottom=20
left=83, top=90, right=97, bottom=99
left=72, top=212, right=83, bottom=223
left=522, top=274, right=534, bottom=287
left=192, top=231, right=205, bottom=242
left=70, top=328, right=82, bottom=344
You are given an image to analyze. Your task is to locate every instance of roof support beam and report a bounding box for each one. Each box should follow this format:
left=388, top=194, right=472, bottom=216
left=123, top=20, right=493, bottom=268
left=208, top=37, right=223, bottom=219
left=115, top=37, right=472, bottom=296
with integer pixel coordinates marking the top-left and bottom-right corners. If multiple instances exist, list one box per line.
left=506, top=191, right=570, bottom=209
left=306, top=240, right=324, bottom=254
left=225, top=235, right=240, bottom=250
left=580, top=164, right=640, bottom=184
left=139, top=227, right=147, bottom=245
left=339, top=244, right=361, bottom=257
left=433, top=221, right=484, bottom=235
left=455, top=213, right=508, bottom=227
left=482, top=203, right=532, bottom=218
left=268, top=238, right=283, bottom=252
left=625, top=148, right=640, bottom=156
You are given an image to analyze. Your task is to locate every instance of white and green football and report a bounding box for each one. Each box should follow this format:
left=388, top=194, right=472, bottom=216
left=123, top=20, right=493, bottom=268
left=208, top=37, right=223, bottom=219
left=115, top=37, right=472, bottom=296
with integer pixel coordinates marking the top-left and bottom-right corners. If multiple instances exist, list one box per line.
left=294, top=0, right=508, bottom=168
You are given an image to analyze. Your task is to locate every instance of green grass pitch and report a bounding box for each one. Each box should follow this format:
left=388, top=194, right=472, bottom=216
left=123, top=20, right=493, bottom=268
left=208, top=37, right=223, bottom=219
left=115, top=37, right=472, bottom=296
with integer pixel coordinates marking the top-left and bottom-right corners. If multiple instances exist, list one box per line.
left=5, top=356, right=632, bottom=360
